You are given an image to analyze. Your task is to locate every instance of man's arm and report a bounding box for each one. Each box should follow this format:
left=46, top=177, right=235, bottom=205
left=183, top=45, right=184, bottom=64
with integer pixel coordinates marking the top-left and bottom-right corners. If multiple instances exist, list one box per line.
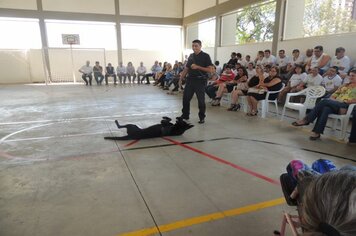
left=180, top=67, right=189, bottom=79
left=190, top=64, right=213, bottom=74
left=319, top=55, right=331, bottom=68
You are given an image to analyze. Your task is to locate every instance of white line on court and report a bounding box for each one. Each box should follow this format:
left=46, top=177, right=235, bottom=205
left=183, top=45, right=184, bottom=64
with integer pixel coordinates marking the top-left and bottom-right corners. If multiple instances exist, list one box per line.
left=0, top=111, right=179, bottom=126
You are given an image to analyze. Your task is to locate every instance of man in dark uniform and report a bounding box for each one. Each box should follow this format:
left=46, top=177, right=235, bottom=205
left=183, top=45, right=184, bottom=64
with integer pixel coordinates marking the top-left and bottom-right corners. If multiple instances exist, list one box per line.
left=180, top=39, right=213, bottom=124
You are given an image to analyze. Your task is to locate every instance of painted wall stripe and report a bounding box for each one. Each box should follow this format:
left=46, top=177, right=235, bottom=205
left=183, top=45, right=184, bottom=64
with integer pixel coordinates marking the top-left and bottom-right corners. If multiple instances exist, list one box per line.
left=118, top=197, right=285, bottom=236
left=162, top=137, right=280, bottom=185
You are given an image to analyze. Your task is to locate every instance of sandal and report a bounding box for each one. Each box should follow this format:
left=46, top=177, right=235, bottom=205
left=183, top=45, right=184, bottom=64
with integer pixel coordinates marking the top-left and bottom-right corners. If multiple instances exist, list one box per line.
left=232, top=104, right=241, bottom=111
left=227, top=104, right=236, bottom=111
left=247, top=111, right=258, bottom=116
left=309, top=134, right=321, bottom=140
left=292, top=120, right=309, bottom=127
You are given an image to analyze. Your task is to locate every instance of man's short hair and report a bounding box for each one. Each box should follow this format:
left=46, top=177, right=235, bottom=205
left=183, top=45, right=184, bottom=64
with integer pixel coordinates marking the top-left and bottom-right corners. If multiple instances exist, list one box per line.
left=292, top=49, right=299, bottom=53
left=264, top=49, right=271, bottom=53
left=314, top=45, right=323, bottom=51
left=192, top=39, right=202, bottom=45
left=95, top=61, right=99, bottom=64
left=279, top=49, right=285, bottom=54
left=335, top=47, right=345, bottom=53
left=215, top=61, right=220, bottom=66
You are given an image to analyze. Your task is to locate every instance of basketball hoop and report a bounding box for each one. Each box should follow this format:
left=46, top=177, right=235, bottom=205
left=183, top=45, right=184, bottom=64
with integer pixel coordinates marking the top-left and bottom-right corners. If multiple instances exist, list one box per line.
left=62, top=34, right=80, bottom=45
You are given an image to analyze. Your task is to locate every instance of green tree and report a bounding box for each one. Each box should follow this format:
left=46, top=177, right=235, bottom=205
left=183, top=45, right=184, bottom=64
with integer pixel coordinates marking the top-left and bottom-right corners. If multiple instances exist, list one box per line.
left=303, top=0, right=356, bottom=36
left=235, top=1, right=276, bottom=44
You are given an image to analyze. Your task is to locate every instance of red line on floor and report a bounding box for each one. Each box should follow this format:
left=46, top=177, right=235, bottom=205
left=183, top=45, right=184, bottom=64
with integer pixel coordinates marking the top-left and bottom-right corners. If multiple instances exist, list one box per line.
left=162, top=137, right=280, bottom=186
left=124, top=140, right=140, bottom=147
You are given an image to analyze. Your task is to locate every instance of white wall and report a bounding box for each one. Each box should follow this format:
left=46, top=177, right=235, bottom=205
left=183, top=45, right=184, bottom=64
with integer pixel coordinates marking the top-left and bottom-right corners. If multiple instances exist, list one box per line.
left=0, top=0, right=37, bottom=10
left=0, top=50, right=45, bottom=84
left=218, top=0, right=230, bottom=4
left=184, top=0, right=216, bottom=17
left=122, top=49, right=181, bottom=69
left=42, top=0, right=115, bottom=14
left=120, top=0, right=182, bottom=18
left=28, top=50, right=46, bottom=83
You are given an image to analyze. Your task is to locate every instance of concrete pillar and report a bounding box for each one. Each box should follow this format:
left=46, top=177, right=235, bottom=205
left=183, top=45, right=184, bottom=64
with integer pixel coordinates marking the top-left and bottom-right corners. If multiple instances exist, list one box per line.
left=115, top=0, right=123, bottom=64
left=272, top=0, right=285, bottom=55
left=37, top=0, right=52, bottom=82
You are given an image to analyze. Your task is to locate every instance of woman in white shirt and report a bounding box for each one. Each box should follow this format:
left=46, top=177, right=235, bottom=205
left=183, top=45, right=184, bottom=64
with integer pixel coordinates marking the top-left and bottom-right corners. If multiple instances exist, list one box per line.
left=278, top=65, right=307, bottom=104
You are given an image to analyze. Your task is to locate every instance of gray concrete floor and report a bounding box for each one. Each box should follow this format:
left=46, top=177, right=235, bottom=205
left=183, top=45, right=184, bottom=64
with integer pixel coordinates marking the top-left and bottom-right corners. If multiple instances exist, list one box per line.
left=0, top=83, right=355, bottom=236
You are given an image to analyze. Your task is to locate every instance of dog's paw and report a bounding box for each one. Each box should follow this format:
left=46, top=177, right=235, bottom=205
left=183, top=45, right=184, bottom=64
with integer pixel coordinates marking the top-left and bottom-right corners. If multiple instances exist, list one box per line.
left=162, top=116, right=172, bottom=121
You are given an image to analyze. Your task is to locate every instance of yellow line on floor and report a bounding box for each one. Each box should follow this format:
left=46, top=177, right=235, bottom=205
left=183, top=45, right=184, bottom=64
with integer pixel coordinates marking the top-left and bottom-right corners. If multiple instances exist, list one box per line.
left=118, top=197, right=285, bottom=236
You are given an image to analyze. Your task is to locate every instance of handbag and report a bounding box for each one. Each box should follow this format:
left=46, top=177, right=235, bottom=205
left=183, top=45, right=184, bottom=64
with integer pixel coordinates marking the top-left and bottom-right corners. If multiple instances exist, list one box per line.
left=248, top=87, right=266, bottom=94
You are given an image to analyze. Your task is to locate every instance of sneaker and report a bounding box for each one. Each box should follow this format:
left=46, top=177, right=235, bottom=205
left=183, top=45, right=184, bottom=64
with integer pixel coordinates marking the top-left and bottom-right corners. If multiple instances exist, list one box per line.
left=198, top=119, right=205, bottom=124
left=178, top=116, right=189, bottom=122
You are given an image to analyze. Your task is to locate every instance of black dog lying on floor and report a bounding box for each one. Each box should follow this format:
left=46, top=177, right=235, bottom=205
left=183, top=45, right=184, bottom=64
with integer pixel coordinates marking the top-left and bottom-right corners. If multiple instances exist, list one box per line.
left=104, top=117, right=194, bottom=140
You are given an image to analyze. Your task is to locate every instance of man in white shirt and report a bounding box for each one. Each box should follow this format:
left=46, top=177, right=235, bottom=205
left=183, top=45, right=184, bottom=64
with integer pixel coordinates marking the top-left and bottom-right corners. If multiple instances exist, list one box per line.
left=330, top=47, right=350, bottom=79
left=303, top=49, right=313, bottom=68
left=321, top=66, right=343, bottom=96
left=79, top=60, right=93, bottom=86
left=116, top=62, right=127, bottom=84
left=214, top=61, right=222, bottom=75
left=136, top=62, right=147, bottom=84
left=276, top=49, right=290, bottom=80
left=302, top=67, right=323, bottom=87
left=242, top=55, right=253, bottom=68
left=142, top=61, right=162, bottom=84
left=246, top=62, right=256, bottom=79
left=306, top=45, right=331, bottom=74
left=261, top=49, right=276, bottom=67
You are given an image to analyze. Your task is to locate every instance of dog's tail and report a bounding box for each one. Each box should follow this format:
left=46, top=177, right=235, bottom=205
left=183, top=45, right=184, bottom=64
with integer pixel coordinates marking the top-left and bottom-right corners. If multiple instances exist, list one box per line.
left=104, top=136, right=130, bottom=140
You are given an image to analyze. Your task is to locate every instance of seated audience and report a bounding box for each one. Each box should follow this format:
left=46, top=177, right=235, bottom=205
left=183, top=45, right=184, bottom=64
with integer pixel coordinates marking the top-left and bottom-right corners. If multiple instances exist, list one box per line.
left=105, top=63, right=117, bottom=85
left=207, top=66, right=236, bottom=102
left=136, top=62, right=147, bottom=84
left=321, top=66, right=343, bottom=97
left=278, top=64, right=307, bottom=104
left=286, top=49, right=305, bottom=78
left=292, top=69, right=356, bottom=140
left=246, top=62, right=256, bottom=79
left=116, top=62, right=127, bottom=84
left=254, top=51, right=264, bottom=67
left=126, top=62, right=136, bottom=84
left=225, top=52, right=238, bottom=68
left=79, top=60, right=93, bottom=86
left=211, top=67, right=247, bottom=106
left=303, top=49, right=313, bottom=69
left=302, top=67, right=323, bottom=87
left=142, top=61, right=162, bottom=84
left=246, top=66, right=283, bottom=116
left=261, top=49, right=277, bottom=67
left=93, top=61, right=104, bottom=85
left=301, top=171, right=356, bottom=236
left=306, top=45, right=331, bottom=74
left=276, top=49, right=290, bottom=75
left=215, top=61, right=222, bottom=75
left=227, top=66, right=264, bottom=111
left=330, top=47, right=350, bottom=79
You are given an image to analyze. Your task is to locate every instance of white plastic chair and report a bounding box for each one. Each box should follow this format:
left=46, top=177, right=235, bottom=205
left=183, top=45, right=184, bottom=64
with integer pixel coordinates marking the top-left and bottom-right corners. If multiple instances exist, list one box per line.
left=261, top=83, right=285, bottom=118
left=281, top=86, right=326, bottom=121
left=328, top=103, right=355, bottom=139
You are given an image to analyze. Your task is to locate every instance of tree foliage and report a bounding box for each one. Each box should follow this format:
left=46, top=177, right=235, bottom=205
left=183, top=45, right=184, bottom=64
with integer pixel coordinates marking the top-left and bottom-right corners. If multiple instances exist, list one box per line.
left=235, top=1, right=276, bottom=44
left=303, top=0, right=356, bottom=37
